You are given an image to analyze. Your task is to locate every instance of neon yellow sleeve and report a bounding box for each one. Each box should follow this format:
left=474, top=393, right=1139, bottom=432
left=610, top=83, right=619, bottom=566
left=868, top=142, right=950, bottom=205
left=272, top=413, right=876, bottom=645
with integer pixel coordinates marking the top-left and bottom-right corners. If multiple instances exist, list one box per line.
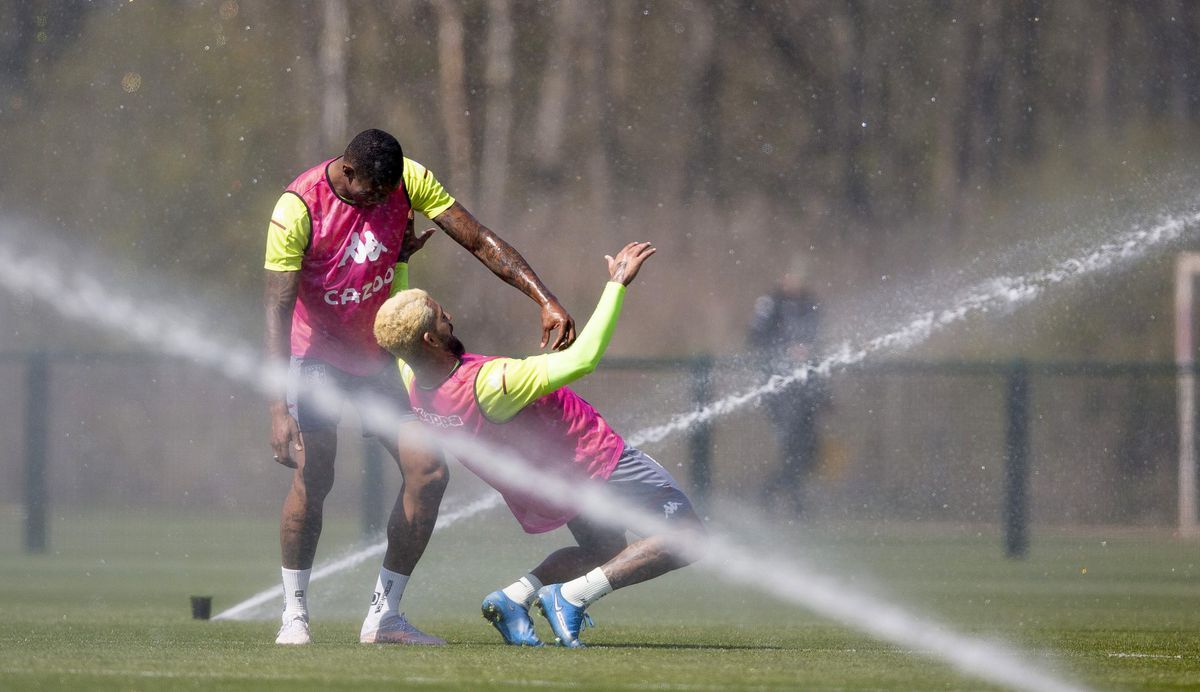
left=389, top=262, right=409, bottom=297
left=476, top=356, right=553, bottom=422
left=545, top=282, right=626, bottom=386
left=475, top=282, right=627, bottom=422
left=403, top=158, right=456, bottom=219
left=264, top=193, right=310, bottom=271
left=398, top=360, right=415, bottom=389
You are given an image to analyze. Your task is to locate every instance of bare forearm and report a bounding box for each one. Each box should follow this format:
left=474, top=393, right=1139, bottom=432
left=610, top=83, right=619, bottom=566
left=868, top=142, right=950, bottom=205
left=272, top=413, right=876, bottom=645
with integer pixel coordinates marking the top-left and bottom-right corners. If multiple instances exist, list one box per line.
left=263, top=270, right=299, bottom=408
left=436, top=203, right=555, bottom=306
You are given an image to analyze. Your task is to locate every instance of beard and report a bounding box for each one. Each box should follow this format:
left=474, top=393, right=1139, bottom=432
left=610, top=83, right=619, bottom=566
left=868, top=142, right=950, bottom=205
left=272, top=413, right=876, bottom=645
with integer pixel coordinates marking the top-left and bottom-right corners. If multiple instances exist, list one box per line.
left=449, top=335, right=466, bottom=359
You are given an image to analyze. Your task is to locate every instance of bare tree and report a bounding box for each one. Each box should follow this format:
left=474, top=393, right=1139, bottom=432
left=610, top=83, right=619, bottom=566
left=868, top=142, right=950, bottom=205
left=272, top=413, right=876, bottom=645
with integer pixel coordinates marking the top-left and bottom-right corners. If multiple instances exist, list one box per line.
left=602, top=0, right=635, bottom=193
left=479, top=0, right=514, bottom=219
left=830, top=0, right=870, bottom=217
left=577, top=2, right=614, bottom=213
left=1084, top=0, right=1117, bottom=131
left=530, top=0, right=584, bottom=185
left=679, top=1, right=721, bottom=202
left=432, top=0, right=472, bottom=196
left=319, top=0, right=349, bottom=154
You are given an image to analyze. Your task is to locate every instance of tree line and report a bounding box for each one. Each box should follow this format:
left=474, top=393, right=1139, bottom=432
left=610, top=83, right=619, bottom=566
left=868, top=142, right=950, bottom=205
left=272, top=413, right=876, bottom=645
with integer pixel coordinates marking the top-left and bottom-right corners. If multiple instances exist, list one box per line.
left=1, top=0, right=1198, bottom=356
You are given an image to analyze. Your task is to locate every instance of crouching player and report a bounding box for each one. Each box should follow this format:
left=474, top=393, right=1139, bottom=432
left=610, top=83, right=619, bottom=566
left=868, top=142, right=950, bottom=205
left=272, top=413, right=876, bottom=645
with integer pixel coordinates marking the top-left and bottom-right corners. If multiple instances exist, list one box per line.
left=372, top=242, right=704, bottom=647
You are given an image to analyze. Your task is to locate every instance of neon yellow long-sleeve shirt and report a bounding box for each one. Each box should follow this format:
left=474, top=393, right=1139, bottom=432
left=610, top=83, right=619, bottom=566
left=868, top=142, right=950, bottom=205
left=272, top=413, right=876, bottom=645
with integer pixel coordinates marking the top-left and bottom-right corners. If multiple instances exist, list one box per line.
left=401, top=282, right=627, bottom=422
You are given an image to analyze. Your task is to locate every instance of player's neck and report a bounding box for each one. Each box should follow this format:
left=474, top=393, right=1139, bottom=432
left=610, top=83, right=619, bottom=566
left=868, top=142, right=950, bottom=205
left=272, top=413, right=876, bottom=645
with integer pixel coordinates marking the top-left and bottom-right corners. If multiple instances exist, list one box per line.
left=411, top=353, right=461, bottom=387
left=325, top=157, right=351, bottom=199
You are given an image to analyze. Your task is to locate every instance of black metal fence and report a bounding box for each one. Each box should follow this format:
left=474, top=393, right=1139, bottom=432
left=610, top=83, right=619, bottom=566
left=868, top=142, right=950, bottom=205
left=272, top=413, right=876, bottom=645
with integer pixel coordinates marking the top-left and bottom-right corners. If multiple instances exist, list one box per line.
left=3, top=352, right=1192, bottom=557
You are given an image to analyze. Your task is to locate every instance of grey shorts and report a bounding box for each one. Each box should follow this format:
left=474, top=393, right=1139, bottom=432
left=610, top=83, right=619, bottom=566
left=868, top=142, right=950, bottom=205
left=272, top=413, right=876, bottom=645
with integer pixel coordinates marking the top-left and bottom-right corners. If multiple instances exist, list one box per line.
left=286, top=356, right=415, bottom=436
left=567, top=446, right=696, bottom=543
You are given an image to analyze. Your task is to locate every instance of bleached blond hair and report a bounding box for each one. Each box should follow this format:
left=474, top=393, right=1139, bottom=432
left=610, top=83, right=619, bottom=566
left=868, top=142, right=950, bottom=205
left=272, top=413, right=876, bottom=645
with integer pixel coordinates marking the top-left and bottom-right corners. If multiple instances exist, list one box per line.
left=374, top=288, right=435, bottom=360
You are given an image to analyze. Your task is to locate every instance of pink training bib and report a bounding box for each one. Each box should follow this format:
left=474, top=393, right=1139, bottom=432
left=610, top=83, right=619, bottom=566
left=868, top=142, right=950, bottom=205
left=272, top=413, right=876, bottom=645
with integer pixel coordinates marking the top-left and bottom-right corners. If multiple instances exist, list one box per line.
left=407, top=353, right=625, bottom=533
left=286, top=157, right=412, bottom=375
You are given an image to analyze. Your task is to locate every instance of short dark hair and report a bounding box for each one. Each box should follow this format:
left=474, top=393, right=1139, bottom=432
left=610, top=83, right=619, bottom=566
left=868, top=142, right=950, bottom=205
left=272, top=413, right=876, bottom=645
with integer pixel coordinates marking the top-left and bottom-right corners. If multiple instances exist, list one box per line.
left=344, top=129, right=405, bottom=187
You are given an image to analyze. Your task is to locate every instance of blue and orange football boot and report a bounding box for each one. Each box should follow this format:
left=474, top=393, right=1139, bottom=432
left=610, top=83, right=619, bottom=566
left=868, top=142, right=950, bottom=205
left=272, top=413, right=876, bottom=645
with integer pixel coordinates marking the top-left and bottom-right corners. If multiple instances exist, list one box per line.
left=481, top=590, right=543, bottom=646
left=534, top=584, right=594, bottom=649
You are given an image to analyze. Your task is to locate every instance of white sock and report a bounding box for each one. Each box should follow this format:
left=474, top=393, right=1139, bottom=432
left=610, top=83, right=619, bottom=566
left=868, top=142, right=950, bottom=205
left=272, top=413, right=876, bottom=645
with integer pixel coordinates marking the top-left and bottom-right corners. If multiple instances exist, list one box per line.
left=559, top=567, right=613, bottom=607
left=281, top=567, right=311, bottom=619
left=363, top=567, right=409, bottom=627
left=501, top=573, right=544, bottom=608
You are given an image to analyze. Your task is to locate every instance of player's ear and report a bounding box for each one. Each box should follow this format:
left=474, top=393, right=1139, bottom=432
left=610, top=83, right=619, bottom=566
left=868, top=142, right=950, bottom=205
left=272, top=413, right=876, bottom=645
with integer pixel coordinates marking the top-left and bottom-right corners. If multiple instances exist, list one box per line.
left=421, top=331, right=437, bottom=348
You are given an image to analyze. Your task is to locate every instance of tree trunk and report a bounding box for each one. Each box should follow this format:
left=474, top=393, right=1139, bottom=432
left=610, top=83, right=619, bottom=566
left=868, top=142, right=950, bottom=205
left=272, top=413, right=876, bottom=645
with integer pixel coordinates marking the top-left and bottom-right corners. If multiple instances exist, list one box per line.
left=432, top=0, right=473, bottom=197
left=479, top=0, right=515, bottom=220
left=831, top=1, right=870, bottom=218
left=602, top=0, right=634, bottom=198
left=1012, top=0, right=1042, bottom=160
left=1084, top=0, right=1114, bottom=131
left=679, top=1, right=719, bottom=202
left=530, top=0, right=583, bottom=186
left=577, top=3, right=613, bottom=215
left=319, top=0, right=349, bottom=154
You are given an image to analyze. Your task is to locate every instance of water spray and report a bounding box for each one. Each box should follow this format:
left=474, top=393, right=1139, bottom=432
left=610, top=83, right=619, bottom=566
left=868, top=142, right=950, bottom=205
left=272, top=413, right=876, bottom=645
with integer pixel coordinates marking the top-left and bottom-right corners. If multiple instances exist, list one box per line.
left=5, top=205, right=1193, bottom=690
left=630, top=208, right=1200, bottom=446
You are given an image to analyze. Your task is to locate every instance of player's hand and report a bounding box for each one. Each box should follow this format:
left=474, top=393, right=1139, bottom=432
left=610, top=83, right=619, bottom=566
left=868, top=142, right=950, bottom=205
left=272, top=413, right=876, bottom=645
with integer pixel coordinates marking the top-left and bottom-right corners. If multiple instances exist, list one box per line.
left=606, top=241, right=656, bottom=287
left=398, top=210, right=436, bottom=263
left=541, top=299, right=577, bottom=351
left=270, top=406, right=303, bottom=469
left=399, top=227, right=436, bottom=262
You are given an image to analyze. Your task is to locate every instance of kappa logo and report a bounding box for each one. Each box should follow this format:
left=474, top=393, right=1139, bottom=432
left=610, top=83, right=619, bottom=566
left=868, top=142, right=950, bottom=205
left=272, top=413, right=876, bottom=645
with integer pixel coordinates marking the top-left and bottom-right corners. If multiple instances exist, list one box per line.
left=338, top=230, right=390, bottom=267
left=663, top=501, right=682, bottom=518
left=412, top=407, right=465, bottom=429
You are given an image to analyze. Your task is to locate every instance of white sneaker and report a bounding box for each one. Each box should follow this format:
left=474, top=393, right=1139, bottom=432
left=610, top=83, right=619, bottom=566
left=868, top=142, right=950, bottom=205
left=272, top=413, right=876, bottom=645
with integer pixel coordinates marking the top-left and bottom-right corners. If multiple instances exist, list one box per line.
left=275, top=613, right=312, bottom=645
left=360, top=612, right=445, bottom=645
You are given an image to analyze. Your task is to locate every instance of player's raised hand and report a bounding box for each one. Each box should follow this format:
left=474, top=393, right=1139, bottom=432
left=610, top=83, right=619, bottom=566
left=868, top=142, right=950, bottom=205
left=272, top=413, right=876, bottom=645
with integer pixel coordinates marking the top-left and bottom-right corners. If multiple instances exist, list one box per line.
left=606, top=241, right=656, bottom=287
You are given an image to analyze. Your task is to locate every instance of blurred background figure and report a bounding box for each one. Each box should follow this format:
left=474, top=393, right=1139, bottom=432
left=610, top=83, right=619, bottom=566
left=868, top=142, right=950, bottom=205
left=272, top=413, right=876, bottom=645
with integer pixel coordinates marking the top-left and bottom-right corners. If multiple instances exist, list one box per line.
left=748, top=256, right=831, bottom=518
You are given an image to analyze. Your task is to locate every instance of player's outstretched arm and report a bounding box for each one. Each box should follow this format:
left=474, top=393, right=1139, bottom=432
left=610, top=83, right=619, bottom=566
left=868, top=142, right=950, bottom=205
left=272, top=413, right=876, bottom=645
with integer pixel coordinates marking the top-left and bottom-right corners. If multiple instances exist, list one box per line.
left=542, top=242, right=656, bottom=387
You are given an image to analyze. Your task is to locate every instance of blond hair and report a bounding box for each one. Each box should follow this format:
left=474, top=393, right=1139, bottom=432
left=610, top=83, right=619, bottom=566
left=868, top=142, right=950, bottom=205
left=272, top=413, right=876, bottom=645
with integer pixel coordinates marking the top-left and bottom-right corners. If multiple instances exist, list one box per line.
left=374, top=289, right=435, bottom=360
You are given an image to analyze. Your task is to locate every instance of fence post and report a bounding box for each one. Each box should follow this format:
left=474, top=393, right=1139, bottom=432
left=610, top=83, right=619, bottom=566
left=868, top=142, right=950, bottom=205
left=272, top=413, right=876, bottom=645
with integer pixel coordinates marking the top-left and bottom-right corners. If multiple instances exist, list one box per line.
left=1003, top=359, right=1030, bottom=558
left=688, top=357, right=714, bottom=506
left=24, top=352, right=49, bottom=554
left=362, top=438, right=384, bottom=538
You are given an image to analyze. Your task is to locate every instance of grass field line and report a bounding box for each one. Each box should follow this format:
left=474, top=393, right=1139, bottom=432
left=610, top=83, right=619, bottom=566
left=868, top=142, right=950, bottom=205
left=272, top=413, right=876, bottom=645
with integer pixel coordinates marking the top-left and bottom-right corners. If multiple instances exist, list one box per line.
left=213, top=493, right=504, bottom=620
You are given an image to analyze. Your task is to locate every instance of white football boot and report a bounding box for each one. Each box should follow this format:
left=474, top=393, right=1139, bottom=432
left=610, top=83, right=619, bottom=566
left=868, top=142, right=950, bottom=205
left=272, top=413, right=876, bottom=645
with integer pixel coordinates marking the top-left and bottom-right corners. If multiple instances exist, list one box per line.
left=360, top=612, right=445, bottom=645
left=275, top=613, right=312, bottom=645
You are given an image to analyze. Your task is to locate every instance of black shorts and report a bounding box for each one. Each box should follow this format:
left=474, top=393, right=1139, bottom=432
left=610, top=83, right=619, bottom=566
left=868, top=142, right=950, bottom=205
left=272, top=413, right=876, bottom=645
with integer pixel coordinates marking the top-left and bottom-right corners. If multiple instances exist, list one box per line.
left=286, top=356, right=415, bottom=436
left=567, top=446, right=697, bottom=544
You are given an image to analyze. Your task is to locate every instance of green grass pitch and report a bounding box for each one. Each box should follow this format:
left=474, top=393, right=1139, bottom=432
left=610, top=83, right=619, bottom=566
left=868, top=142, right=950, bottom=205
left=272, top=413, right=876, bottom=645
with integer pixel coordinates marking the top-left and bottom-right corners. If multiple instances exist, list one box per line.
left=1, top=508, right=1197, bottom=690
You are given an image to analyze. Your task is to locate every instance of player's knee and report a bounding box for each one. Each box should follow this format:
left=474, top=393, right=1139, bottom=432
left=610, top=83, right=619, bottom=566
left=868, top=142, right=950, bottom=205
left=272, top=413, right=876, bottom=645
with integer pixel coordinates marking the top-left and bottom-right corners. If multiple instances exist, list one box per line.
left=666, top=524, right=707, bottom=567
left=591, top=536, right=628, bottom=564
left=402, top=455, right=449, bottom=498
left=294, top=465, right=335, bottom=503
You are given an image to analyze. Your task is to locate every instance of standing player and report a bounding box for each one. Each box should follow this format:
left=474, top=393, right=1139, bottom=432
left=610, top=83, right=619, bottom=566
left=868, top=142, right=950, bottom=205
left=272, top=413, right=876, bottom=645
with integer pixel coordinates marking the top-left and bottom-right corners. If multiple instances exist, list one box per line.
left=373, top=242, right=704, bottom=648
left=748, top=257, right=830, bottom=516
left=264, top=129, right=575, bottom=645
